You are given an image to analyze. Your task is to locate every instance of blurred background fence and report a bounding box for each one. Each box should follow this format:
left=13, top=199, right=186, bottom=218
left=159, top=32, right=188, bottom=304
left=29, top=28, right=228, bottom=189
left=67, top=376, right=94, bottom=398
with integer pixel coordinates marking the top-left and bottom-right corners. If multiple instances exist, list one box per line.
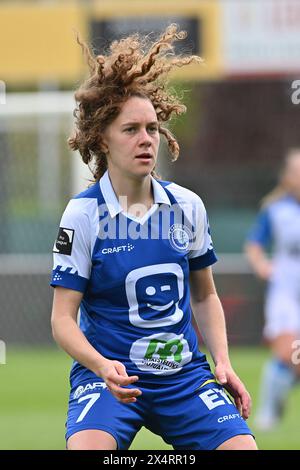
left=1, top=0, right=300, bottom=347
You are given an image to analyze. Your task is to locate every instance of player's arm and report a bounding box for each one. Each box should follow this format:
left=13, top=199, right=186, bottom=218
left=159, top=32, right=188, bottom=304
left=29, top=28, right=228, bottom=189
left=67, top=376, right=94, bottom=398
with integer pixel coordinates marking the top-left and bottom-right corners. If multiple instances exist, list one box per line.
left=51, top=286, right=105, bottom=375
left=244, top=242, right=273, bottom=281
left=189, top=267, right=251, bottom=419
left=51, top=287, right=141, bottom=404
left=244, top=207, right=273, bottom=280
left=51, top=200, right=141, bottom=403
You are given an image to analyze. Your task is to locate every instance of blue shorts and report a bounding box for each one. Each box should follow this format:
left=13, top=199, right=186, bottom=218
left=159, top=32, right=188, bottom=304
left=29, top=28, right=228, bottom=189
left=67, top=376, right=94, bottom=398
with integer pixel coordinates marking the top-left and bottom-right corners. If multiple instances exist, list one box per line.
left=66, top=374, right=253, bottom=450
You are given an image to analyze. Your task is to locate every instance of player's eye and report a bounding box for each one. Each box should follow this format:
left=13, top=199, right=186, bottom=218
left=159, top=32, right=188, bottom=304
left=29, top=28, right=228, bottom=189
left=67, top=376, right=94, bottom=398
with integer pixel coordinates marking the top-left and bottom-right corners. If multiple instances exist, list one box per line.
left=124, top=127, right=136, bottom=133
left=148, top=126, right=158, bottom=133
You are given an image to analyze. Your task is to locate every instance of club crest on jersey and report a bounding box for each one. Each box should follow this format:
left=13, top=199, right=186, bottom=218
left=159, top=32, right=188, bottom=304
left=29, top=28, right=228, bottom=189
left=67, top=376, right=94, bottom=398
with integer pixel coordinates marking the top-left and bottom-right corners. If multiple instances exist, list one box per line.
left=168, top=224, right=192, bottom=252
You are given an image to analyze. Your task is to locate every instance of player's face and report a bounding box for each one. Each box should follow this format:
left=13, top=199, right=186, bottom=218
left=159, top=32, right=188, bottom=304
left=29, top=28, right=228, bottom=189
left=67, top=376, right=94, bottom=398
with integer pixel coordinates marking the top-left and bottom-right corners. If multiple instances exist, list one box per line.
left=103, top=96, right=160, bottom=180
left=283, top=154, right=300, bottom=200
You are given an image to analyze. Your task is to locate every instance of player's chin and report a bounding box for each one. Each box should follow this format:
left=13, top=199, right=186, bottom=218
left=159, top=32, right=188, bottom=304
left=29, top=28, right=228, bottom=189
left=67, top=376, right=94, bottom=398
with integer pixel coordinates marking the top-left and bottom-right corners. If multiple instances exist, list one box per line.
left=132, top=162, right=156, bottom=178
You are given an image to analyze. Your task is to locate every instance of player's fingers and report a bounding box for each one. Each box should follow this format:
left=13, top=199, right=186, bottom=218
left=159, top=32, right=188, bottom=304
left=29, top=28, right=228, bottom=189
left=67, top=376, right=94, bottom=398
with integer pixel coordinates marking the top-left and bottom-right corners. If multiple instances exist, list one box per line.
left=240, top=391, right=252, bottom=419
left=221, top=371, right=252, bottom=419
left=109, top=372, right=139, bottom=387
left=119, top=397, right=138, bottom=404
left=234, top=396, right=243, bottom=416
left=113, top=361, right=129, bottom=378
left=112, top=390, right=141, bottom=402
left=215, top=367, right=227, bottom=385
left=113, top=385, right=142, bottom=398
left=107, top=380, right=142, bottom=398
left=224, top=376, right=250, bottom=419
left=122, top=375, right=140, bottom=385
left=235, top=387, right=251, bottom=419
left=219, top=377, right=227, bottom=385
left=117, top=374, right=140, bottom=386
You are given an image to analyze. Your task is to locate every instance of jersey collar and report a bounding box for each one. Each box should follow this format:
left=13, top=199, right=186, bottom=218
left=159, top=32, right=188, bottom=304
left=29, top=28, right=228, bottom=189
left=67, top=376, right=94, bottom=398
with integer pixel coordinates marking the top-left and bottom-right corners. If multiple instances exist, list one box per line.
left=99, top=170, right=171, bottom=218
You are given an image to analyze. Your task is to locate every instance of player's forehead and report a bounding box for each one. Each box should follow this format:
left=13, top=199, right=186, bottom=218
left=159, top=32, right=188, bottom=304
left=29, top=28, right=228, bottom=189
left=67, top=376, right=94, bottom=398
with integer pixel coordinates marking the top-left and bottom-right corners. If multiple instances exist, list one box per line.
left=117, top=96, right=158, bottom=125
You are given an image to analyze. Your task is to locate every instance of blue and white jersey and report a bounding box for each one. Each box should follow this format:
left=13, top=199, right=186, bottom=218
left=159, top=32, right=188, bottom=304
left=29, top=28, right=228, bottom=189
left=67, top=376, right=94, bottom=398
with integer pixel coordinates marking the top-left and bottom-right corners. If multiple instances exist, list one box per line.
left=247, top=195, right=300, bottom=290
left=51, top=171, right=217, bottom=386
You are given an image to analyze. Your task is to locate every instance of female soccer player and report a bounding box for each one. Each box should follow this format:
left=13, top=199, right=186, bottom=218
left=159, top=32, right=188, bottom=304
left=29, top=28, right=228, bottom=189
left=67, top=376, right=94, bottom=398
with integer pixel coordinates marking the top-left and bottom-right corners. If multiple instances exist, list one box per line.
left=51, top=25, right=256, bottom=450
left=245, top=149, right=300, bottom=430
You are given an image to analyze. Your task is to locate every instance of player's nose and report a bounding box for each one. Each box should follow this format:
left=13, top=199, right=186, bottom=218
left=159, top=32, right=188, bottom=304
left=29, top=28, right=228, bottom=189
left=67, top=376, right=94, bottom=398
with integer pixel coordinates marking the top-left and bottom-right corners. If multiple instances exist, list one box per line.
left=138, top=128, right=152, bottom=147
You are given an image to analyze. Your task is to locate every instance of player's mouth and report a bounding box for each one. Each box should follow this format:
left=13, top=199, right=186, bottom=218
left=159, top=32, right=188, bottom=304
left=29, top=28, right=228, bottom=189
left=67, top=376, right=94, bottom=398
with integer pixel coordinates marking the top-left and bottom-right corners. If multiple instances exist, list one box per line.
left=147, top=300, right=174, bottom=311
left=135, top=152, right=153, bottom=161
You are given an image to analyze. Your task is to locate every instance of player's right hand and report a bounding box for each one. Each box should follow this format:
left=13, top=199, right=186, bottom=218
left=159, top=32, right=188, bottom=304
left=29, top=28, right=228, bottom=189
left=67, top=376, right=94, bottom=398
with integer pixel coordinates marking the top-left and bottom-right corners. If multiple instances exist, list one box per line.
left=98, top=358, right=142, bottom=404
left=256, top=259, right=273, bottom=281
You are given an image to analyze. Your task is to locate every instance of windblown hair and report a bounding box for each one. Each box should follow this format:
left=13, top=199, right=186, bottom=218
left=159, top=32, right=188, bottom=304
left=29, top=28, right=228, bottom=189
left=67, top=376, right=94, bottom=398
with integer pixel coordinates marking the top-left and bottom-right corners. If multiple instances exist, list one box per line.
left=261, top=148, right=300, bottom=208
left=68, top=24, right=203, bottom=181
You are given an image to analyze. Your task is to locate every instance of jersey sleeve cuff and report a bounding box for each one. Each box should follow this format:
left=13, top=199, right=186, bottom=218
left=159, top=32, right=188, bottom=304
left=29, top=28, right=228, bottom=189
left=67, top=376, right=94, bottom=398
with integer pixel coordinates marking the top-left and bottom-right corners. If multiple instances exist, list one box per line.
left=50, top=271, right=89, bottom=293
left=189, top=249, right=218, bottom=270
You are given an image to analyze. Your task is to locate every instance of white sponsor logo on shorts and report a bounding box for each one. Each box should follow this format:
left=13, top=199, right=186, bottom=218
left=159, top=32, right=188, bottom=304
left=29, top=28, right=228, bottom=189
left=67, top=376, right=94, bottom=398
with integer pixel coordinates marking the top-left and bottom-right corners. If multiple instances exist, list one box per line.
left=73, top=382, right=107, bottom=399
left=218, top=413, right=241, bottom=423
left=198, top=388, right=233, bottom=410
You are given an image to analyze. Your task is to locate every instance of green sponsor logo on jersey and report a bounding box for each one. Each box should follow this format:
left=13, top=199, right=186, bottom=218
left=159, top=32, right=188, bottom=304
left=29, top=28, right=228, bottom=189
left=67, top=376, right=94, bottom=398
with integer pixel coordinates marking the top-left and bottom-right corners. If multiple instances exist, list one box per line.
left=144, top=338, right=183, bottom=363
left=130, top=332, right=192, bottom=375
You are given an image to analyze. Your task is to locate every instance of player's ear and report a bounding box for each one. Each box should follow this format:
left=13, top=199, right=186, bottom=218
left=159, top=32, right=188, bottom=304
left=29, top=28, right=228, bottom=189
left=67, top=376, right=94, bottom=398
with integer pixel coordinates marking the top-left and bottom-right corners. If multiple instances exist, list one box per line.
left=99, top=136, right=109, bottom=155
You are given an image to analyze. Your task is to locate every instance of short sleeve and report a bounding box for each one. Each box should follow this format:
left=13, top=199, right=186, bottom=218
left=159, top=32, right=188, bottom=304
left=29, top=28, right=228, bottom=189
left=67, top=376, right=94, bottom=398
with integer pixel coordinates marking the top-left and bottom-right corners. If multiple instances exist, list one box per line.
left=188, top=199, right=218, bottom=271
left=50, top=199, right=92, bottom=293
left=246, top=208, right=272, bottom=248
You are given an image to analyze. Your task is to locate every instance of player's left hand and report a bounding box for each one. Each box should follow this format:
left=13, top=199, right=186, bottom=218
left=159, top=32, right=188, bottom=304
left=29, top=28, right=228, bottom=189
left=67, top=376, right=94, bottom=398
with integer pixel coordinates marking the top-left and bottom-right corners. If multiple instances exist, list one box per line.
left=214, top=363, right=252, bottom=420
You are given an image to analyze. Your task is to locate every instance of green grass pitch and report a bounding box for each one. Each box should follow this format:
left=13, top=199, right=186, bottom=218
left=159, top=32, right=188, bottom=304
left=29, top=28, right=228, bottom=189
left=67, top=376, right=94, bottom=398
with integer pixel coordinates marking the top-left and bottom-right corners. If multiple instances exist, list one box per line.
left=0, top=346, right=299, bottom=449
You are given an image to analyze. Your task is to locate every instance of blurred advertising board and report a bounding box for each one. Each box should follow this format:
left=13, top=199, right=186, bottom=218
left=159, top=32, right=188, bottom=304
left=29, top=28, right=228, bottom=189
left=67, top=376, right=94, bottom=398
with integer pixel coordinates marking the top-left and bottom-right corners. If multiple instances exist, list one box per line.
left=221, top=0, right=300, bottom=77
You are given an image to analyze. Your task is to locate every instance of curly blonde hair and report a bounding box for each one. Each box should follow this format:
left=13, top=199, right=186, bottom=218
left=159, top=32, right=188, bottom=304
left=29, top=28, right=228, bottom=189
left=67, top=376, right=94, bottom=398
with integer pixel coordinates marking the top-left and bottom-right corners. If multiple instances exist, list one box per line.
left=68, top=24, right=203, bottom=181
left=261, top=148, right=300, bottom=208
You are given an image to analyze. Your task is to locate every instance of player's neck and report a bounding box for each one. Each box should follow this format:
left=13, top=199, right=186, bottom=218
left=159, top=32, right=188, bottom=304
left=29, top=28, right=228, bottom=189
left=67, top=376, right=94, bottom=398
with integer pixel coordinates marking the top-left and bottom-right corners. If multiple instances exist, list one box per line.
left=108, top=170, right=154, bottom=214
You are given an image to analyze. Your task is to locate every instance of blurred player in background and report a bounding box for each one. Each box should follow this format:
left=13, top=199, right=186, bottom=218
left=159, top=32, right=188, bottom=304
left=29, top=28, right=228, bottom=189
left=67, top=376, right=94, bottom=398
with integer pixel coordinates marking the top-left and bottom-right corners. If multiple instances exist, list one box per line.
left=245, top=149, right=300, bottom=430
left=50, top=25, right=256, bottom=450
